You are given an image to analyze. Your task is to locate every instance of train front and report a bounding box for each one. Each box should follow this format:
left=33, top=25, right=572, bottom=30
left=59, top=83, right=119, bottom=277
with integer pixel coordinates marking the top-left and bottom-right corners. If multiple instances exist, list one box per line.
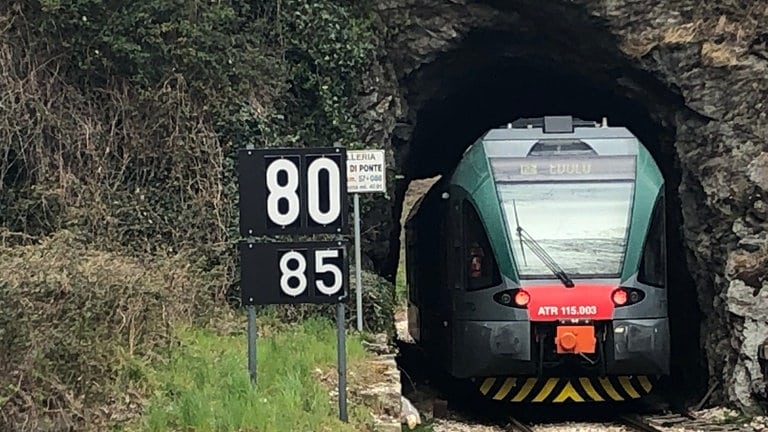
left=451, top=116, right=669, bottom=403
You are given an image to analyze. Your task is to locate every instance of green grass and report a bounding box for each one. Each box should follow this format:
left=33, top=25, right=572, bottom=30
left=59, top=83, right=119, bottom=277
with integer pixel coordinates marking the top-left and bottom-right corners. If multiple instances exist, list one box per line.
left=718, top=411, right=752, bottom=425
left=128, top=317, right=375, bottom=432
left=408, top=421, right=435, bottom=431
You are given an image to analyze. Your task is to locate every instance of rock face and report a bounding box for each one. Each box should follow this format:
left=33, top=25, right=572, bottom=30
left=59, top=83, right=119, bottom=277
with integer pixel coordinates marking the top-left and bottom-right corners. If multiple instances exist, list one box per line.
left=356, top=0, right=768, bottom=412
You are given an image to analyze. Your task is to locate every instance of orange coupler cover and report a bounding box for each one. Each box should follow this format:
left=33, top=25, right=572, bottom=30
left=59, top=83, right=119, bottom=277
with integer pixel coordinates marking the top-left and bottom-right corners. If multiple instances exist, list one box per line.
left=555, top=326, right=596, bottom=354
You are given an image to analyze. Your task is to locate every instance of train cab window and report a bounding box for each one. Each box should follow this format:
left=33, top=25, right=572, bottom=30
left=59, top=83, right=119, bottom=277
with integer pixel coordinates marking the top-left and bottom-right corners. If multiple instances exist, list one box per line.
left=463, top=200, right=501, bottom=290
left=638, top=193, right=666, bottom=287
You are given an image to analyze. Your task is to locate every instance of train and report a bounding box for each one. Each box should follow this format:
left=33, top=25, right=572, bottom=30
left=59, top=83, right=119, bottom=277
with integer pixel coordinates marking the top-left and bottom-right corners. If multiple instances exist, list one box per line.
left=404, top=116, right=669, bottom=403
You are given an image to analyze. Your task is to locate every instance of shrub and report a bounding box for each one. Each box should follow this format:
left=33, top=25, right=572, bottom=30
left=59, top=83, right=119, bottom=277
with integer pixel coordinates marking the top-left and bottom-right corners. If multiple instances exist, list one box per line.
left=0, top=0, right=380, bottom=281
left=258, top=269, right=396, bottom=336
left=350, top=270, right=397, bottom=336
left=0, top=231, right=218, bottom=431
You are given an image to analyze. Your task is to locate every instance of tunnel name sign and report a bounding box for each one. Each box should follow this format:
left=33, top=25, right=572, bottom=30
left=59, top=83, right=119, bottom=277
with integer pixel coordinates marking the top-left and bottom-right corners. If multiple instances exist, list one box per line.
left=346, top=149, right=386, bottom=193
left=345, top=149, right=387, bottom=332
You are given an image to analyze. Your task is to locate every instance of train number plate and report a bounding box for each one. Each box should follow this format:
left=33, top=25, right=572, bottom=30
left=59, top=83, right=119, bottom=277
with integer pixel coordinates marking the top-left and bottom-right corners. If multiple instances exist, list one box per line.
left=538, top=306, right=598, bottom=316
left=524, top=284, right=616, bottom=321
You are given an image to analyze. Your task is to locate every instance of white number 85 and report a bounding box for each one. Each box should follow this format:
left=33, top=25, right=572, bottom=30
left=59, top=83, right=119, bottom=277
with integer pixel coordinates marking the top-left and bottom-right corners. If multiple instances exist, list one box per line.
left=279, top=249, right=342, bottom=297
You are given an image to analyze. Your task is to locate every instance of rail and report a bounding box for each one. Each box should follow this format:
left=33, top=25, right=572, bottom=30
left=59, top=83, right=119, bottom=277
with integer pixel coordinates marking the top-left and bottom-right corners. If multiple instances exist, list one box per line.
left=505, top=416, right=535, bottom=432
left=617, top=414, right=665, bottom=432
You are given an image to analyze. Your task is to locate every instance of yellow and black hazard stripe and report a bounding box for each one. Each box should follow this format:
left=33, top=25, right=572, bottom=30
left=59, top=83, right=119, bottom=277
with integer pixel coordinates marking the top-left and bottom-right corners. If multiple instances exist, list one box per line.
left=477, top=375, right=657, bottom=403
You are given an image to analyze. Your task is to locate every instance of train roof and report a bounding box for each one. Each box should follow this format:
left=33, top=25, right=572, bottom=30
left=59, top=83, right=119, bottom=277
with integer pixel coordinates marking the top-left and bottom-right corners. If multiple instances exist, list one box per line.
left=480, top=116, right=638, bottom=142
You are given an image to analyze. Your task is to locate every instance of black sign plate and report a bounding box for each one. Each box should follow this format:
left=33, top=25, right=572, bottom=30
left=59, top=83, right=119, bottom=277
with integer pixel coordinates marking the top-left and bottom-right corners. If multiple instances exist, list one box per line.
left=238, top=147, right=348, bottom=236
left=240, top=240, right=349, bottom=305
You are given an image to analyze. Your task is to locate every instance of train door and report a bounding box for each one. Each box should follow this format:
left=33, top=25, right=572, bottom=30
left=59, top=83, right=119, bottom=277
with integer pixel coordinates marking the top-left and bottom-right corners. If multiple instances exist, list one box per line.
left=439, top=196, right=501, bottom=371
left=410, top=187, right=448, bottom=358
left=431, top=194, right=462, bottom=370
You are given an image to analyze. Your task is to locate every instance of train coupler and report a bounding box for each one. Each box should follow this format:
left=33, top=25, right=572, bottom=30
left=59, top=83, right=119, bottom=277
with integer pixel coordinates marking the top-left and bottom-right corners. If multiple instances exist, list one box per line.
left=555, top=325, right=596, bottom=354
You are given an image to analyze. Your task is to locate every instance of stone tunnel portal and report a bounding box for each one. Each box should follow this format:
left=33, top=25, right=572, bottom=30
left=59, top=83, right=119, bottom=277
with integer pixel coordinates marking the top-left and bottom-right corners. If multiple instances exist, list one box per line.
left=390, top=26, right=707, bottom=406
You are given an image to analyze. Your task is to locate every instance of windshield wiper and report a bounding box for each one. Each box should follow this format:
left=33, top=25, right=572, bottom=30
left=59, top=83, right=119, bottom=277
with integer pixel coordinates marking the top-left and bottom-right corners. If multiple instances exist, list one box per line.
left=512, top=200, right=575, bottom=288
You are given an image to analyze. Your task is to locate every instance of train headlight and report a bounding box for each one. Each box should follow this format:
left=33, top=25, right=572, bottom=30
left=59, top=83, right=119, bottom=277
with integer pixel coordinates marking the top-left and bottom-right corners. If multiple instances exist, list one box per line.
left=493, top=289, right=530, bottom=308
left=612, top=288, right=628, bottom=306
left=612, top=287, right=646, bottom=307
left=514, top=290, right=530, bottom=307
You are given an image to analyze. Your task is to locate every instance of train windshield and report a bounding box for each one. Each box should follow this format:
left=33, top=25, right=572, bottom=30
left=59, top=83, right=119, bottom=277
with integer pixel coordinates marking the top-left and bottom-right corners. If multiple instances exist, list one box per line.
left=490, top=155, right=636, bottom=278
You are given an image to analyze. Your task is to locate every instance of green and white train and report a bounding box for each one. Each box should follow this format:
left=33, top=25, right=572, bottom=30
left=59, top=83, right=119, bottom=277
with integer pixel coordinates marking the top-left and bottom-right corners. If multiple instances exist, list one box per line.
left=405, top=116, right=668, bottom=403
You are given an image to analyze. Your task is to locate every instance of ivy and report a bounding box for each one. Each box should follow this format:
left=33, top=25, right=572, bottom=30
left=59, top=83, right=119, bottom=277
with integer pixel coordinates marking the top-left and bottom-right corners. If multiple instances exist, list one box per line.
left=8, top=0, right=377, bottom=149
left=0, top=0, right=379, bottom=269
left=277, top=0, right=377, bottom=148
left=28, top=1, right=277, bottom=113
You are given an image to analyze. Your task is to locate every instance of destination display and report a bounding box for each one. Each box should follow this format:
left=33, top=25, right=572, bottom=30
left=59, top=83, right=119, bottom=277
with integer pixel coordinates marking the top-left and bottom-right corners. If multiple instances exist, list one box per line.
left=490, top=155, right=636, bottom=182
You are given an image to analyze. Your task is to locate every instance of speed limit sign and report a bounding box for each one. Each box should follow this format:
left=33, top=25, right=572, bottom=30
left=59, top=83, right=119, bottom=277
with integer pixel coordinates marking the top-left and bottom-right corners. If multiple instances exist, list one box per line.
left=237, top=146, right=351, bottom=420
left=239, top=240, right=349, bottom=305
left=238, top=147, right=348, bottom=236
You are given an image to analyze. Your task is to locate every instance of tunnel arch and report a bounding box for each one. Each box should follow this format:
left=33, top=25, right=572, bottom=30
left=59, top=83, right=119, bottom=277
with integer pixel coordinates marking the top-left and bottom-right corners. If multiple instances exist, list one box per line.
left=385, top=6, right=709, bottom=407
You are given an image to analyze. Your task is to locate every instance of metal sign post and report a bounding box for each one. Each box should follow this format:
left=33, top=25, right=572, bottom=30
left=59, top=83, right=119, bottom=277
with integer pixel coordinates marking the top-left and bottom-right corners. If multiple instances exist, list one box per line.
left=346, top=150, right=387, bottom=332
left=353, top=193, right=362, bottom=331
left=237, top=147, right=350, bottom=422
left=336, top=300, right=348, bottom=421
left=247, top=304, right=257, bottom=385
left=332, top=141, right=347, bottom=423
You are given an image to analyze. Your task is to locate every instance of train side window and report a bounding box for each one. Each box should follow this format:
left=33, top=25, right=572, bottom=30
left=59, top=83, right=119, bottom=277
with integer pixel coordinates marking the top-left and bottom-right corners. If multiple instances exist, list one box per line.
left=638, top=193, right=666, bottom=288
left=463, top=200, right=501, bottom=290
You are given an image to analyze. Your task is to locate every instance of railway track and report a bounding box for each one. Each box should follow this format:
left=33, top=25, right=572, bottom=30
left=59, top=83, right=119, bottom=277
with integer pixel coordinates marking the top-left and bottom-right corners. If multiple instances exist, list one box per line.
left=404, top=389, right=762, bottom=432
left=616, top=414, right=666, bottom=432
left=628, top=411, right=756, bottom=432
left=498, top=412, right=757, bottom=432
left=505, top=416, right=535, bottom=432
left=503, top=414, right=665, bottom=432
left=396, top=321, right=763, bottom=432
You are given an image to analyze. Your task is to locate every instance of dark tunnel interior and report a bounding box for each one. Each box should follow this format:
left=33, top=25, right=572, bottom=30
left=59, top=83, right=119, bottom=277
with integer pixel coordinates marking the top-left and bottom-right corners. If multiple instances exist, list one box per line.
left=392, top=28, right=708, bottom=406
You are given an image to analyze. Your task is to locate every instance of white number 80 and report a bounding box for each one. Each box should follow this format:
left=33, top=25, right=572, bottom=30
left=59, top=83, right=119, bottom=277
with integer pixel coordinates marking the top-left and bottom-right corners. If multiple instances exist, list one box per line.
left=266, top=157, right=341, bottom=226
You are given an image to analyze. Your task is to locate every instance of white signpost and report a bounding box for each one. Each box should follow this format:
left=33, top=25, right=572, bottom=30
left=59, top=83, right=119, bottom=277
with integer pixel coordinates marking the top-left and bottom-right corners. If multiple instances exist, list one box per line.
left=346, top=149, right=386, bottom=331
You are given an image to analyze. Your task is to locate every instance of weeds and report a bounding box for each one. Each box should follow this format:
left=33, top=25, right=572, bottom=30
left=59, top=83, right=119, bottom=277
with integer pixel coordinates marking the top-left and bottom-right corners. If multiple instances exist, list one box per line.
left=131, top=318, right=373, bottom=432
left=0, top=231, right=219, bottom=431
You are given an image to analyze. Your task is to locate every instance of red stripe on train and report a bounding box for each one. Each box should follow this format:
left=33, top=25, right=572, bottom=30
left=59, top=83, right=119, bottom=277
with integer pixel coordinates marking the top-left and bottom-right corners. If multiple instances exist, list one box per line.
left=522, top=284, right=616, bottom=321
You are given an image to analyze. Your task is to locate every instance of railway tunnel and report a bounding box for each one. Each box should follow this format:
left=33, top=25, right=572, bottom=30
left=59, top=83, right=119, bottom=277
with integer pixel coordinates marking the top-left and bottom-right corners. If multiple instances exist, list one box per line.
left=375, top=1, right=719, bottom=408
